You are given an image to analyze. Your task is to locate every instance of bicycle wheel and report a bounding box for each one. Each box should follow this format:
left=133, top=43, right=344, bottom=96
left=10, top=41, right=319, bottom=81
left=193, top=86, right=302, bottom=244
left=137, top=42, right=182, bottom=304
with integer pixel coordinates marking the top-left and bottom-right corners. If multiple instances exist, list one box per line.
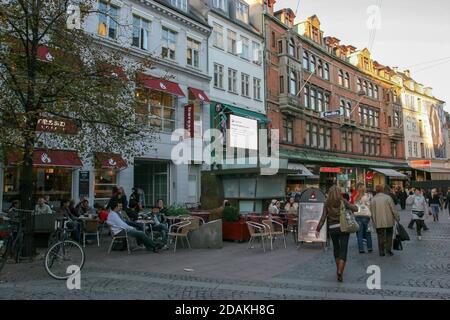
left=0, top=236, right=11, bottom=273
left=44, top=240, right=85, bottom=280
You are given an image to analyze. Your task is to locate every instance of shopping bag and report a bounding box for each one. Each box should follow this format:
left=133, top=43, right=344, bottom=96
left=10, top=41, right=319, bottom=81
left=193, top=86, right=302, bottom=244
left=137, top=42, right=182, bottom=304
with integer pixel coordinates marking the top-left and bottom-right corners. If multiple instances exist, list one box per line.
left=393, top=235, right=403, bottom=250
left=396, top=222, right=410, bottom=241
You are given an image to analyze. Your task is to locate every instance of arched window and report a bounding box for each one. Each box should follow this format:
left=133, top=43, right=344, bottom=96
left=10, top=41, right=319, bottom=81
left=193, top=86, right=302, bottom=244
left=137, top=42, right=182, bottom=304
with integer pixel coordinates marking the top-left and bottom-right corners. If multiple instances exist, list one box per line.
left=374, top=85, right=379, bottom=99
left=344, top=72, right=350, bottom=88
left=338, top=70, right=344, bottom=86
left=368, top=83, right=374, bottom=97
left=363, top=81, right=368, bottom=94
left=318, top=59, right=324, bottom=78
left=310, top=55, right=316, bottom=73
left=346, top=102, right=352, bottom=118
left=324, top=63, right=329, bottom=80
left=289, top=70, right=296, bottom=95
left=289, top=38, right=295, bottom=57
left=303, top=50, right=309, bottom=70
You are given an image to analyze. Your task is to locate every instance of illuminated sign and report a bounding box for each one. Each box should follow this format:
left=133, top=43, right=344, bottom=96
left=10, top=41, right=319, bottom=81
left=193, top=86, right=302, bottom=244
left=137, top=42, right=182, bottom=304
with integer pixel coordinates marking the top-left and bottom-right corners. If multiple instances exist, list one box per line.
left=229, top=114, right=258, bottom=150
left=320, top=167, right=341, bottom=173
left=410, top=160, right=431, bottom=168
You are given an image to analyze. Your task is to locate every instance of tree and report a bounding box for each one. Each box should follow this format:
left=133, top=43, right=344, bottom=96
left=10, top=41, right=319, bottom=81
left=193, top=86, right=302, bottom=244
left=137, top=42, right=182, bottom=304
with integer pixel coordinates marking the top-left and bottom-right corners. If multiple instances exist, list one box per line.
left=0, top=0, right=157, bottom=255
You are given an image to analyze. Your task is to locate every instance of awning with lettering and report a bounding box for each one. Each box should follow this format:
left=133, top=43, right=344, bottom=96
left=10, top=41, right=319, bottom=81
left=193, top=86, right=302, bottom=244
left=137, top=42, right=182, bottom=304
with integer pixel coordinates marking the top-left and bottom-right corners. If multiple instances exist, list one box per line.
left=95, top=153, right=127, bottom=169
left=371, top=168, right=407, bottom=179
left=6, top=149, right=82, bottom=167
left=287, top=163, right=314, bottom=177
left=188, top=87, right=210, bottom=103
left=138, top=74, right=185, bottom=97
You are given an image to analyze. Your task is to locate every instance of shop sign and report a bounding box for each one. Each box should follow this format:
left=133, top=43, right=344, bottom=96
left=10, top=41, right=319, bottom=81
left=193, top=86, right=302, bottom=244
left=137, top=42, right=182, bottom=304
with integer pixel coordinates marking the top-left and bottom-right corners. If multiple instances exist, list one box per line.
left=36, top=117, right=77, bottom=134
left=410, top=160, right=431, bottom=168
left=320, top=167, right=341, bottom=173
left=184, top=104, right=194, bottom=138
left=365, top=171, right=374, bottom=180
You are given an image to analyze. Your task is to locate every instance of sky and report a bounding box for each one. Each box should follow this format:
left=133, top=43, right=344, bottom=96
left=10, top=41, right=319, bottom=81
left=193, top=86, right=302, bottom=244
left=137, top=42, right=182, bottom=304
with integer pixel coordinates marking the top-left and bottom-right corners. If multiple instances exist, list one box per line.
left=275, top=0, right=450, bottom=109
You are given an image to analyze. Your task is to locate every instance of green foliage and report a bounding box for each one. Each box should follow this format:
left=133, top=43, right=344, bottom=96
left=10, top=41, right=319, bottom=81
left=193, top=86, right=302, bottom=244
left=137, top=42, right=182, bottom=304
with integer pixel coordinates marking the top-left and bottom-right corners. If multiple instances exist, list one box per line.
left=165, top=204, right=191, bottom=217
left=222, top=206, right=239, bottom=222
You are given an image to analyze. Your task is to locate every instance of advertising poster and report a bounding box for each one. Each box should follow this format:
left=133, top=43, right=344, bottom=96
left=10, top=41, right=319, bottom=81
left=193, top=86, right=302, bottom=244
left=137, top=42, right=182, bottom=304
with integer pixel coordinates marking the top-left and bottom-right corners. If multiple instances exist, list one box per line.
left=429, top=104, right=447, bottom=159
left=229, top=115, right=258, bottom=150
left=298, top=202, right=327, bottom=243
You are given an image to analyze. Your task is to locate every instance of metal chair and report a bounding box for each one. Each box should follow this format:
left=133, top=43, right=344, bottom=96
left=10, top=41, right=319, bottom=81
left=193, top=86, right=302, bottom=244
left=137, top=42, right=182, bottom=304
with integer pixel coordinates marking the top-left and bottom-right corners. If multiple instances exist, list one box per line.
left=168, top=220, right=192, bottom=253
left=262, top=219, right=287, bottom=250
left=286, top=213, right=298, bottom=244
left=246, top=221, right=270, bottom=252
left=107, top=223, right=131, bottom=254
left=81, top=219, right=100, bottom=248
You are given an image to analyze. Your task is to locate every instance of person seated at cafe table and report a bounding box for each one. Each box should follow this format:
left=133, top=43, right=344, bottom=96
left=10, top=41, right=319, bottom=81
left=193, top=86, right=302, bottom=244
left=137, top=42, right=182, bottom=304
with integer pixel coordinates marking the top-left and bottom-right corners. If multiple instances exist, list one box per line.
left=149, top=206, right=169, bottom=250
left=56, top=199, right=81, bottom=242
left=107, top=201, right=164, bottom=253
left=77, top=199, right=97, bottom=218
left=126, top=201, right=143, bottom=221
left=157, top=199, right=168, bottom=216
left=34, top=197, right=53, bottom=215
left=284, top=197, right=299, bottom=216
left=94, top=203, right=109, bottom=224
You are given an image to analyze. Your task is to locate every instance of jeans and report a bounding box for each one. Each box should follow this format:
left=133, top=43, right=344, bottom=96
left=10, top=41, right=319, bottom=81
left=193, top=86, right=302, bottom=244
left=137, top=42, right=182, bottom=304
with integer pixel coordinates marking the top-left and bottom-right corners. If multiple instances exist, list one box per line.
left=415, top=219, right=424, bottom=236
left=123, top=229, right=160, bottom=251
left=430, top=204, right=440, bottom=221
left=376, top=227, right=393, bottom=255
left=355, top=217, right=372, bottom=252
left=152, top=223, right=169, bottom=244
left=328, top=228, right=350, bottom=261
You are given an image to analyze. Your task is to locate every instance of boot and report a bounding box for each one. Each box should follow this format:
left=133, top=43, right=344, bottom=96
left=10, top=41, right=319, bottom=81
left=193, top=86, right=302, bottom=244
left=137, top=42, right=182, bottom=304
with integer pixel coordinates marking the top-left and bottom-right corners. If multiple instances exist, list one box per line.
left=337, top=259, right=346, bottom=282
left=335, top=258, right=340, bottom=276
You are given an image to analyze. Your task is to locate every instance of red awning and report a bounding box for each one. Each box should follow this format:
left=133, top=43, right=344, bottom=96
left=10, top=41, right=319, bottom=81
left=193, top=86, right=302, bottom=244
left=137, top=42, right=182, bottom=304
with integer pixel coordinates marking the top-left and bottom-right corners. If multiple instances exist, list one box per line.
left=101, top=63, right=128, bottom=80
left=37, top=45, right=55, bottom=62
left=95, top=153, right=127, bottom=169
left=138, top=74, right=185, bottom=97
left=188, top=87, right=210, bottom=103
left=6, top=149, right=82, bottom=167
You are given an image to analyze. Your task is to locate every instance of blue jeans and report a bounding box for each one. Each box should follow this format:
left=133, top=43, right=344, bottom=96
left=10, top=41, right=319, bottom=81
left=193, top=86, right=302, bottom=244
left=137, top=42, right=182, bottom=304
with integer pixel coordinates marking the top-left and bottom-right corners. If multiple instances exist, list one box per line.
left=355, top=217, right=372, bottom=252
left=430, top=204, right=440, bottom=220
left=152, top=223, right=169, bottom=244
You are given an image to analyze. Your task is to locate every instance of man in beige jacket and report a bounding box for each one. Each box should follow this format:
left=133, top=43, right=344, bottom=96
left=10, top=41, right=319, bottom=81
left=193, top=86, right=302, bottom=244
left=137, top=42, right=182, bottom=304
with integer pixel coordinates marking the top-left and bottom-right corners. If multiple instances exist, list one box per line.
left=370, top=185, right=400, bottom=256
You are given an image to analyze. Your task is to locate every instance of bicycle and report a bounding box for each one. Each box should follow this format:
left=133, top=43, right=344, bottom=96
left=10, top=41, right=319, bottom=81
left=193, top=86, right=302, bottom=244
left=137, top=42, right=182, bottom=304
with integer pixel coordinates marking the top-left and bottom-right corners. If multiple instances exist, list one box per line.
left=44, top=217, right=85, bottom=280
left=0, top=215, right=26, bottom=273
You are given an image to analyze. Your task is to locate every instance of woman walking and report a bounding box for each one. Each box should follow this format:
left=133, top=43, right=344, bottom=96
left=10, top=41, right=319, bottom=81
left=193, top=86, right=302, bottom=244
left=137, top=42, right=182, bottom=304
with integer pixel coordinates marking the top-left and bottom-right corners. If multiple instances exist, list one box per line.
left=406, top=188, right=428, bottom=240
left=353, top=183, right=373, bottom=253
left=316, top=186, right=358, bottom=282
left=429, top=188, right=441, bottom=222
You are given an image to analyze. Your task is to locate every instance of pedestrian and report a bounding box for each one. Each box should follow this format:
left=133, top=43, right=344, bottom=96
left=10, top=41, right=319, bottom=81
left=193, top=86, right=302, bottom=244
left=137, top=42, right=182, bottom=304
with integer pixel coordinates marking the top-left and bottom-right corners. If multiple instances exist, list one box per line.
left=384, top=185, right=398, bottom=206
left=370, top=185, right=400, bottom=257
left=406, top=188, right=428, bottom=240
left=353, top=183, right=373, bottom=253
left=118, top=186, right=128, bottom=209
left=445, top=187, right=450, bottom=218
left=428, top=188, right=441, bottom=222
left=316, top=186, right=358, bottom=282
left=398, top=187, right=407, bottom=210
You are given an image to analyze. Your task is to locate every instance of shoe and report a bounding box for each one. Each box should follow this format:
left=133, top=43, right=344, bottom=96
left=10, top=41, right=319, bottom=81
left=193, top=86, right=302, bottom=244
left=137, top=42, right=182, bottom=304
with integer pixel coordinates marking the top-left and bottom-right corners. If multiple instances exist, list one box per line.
left=153, top=248, right=161, bottom=253
left=337, top=273, right=343, bottom=282
left=418, top=236, right=422, bottom=240
left=387, top=251, right=394, bottom=256
left=359, top=251, right=365, bottom=254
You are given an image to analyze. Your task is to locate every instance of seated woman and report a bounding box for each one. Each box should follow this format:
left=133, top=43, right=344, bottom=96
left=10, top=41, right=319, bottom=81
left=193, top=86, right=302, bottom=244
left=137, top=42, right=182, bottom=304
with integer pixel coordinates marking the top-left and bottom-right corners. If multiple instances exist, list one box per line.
left=126, top=202, right=143, bottom=221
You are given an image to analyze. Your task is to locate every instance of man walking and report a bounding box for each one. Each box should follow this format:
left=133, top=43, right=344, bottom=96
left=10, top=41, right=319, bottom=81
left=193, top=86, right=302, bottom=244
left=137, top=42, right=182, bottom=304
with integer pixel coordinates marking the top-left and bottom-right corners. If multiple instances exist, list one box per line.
left=370, top=185, right=400, bottom=257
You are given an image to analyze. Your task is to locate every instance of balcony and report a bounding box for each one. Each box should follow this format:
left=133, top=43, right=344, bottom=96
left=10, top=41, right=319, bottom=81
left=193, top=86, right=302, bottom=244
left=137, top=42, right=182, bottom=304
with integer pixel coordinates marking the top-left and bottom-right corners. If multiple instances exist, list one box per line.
left=339, top=117, right=357, bottom=127
left=279, top=93, right=302, bottom=115
left=388, top=127, right=404, bottom=139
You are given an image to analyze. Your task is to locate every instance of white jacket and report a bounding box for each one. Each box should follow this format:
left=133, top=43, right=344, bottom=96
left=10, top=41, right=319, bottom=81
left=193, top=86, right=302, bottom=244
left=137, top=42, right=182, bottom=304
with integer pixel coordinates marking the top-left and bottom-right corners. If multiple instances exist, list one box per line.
left=406, top=195, right=428, bottom=220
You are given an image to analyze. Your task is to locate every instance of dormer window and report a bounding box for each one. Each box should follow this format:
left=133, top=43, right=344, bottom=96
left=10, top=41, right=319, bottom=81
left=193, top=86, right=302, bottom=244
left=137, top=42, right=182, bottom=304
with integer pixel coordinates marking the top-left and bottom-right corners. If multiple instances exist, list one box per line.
left=170, top=0, right=187, bottom=12
left=213, top=0, right=228, bottom=11
left=236, top=1, right=249, bottom=24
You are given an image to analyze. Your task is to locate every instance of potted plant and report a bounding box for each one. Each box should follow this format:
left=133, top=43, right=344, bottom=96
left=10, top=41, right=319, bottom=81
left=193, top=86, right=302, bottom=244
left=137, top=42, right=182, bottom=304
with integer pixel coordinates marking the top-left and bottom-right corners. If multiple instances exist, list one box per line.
left=222, top=206, right=250, bottom=242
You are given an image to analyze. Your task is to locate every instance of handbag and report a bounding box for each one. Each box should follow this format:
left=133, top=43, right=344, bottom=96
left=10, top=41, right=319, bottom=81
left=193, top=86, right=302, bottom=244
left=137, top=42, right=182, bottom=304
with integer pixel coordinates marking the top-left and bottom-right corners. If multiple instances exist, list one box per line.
left=355, top=204, right=371, bottom=217
left=339, top=201, right=359, bottom=233
left=396, top=222, right=410, bottom=241
left=393, top=235, right=403, bottom=250
left=413, top=210, right=425, bottom=218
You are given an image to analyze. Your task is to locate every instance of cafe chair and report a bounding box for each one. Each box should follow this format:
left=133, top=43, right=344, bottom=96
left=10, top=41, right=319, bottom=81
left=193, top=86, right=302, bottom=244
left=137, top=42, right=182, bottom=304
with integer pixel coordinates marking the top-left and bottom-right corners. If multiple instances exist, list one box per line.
left=262, top=219, right=287, bottom=250
left=107, top=223, right=131, bottom=254
left=81, top=219, right=100, bottom=248
left=286, top=214, right=298, bottom=244
left=246, top=221, right=270, bottom=253
left=168, top=220, right=192, bottom=253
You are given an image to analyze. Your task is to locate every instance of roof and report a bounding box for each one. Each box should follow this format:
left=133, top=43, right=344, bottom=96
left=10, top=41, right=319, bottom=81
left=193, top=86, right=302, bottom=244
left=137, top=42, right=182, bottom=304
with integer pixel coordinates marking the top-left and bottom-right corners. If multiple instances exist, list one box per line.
left=152, top=0, right=210, bottom=28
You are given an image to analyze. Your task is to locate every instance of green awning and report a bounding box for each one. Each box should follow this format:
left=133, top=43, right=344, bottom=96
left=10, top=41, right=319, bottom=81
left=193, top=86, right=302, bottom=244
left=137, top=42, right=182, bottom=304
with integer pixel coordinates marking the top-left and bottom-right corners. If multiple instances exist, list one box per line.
left=280, top=149, right=401, bottom=168
left=213, top=102, right=271, bottom=124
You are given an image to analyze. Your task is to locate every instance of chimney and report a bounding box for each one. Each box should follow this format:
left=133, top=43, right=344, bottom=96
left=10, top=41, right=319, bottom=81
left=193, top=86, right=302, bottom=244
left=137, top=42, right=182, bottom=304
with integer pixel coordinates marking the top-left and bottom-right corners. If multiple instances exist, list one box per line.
left=392, top=66, right=398, bottom=72
left=266, top=0, right=276, bottom=15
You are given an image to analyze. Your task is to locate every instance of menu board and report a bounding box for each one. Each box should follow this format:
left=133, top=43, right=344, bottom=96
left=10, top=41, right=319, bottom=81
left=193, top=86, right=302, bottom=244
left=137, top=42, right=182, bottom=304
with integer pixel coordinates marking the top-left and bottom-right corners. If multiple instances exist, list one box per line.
left=298, top=203, right=327, bottom=243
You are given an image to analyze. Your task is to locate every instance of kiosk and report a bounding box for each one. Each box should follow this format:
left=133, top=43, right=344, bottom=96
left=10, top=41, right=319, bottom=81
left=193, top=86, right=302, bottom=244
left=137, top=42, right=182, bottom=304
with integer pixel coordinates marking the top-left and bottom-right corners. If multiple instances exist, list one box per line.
left=298, top=188, right=327, bottom=247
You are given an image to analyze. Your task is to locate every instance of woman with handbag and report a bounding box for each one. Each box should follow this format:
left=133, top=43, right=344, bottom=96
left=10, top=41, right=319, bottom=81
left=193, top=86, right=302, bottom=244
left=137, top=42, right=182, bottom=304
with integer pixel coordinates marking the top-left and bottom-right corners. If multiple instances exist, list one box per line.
left=354, top=183, right=373, bottom=253
left=406, top=188, right=428, bottom=240
left=316, top=186, right=358, bottom=282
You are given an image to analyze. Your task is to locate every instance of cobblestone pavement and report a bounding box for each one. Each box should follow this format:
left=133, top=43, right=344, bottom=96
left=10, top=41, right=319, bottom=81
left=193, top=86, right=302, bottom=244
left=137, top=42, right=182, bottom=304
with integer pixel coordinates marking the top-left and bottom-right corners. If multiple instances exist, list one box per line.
left=0, top=208, right=449, bottom=300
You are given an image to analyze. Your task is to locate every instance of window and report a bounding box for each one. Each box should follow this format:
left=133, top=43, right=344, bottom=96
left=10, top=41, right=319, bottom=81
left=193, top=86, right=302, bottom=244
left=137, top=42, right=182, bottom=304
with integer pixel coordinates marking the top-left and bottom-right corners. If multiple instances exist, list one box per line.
left=283, top=118, right=293, bottom=143
left=420, top=143, right=425, bottom=158
left=338, top=70, right=344, bottom=86
left=391, top=141, right=398, bottom=158
left=135, top=88, right=176, bottom=133
left=241, top=73, right=250, bottom=97
left=357, top=78, right=362, bottom=92
left=374, top=110, right=379, bottom=128
left=359, top=107, right=363, bottom=124
left=346, top=102, right=351, bottom=119
left=348, top=132, right=353, bottom=152
left=98, top=1, right=119, bottom=39
left=340, top=100, right=345, bottom=118
left=376, top=138, right=381, bottom=155
left=318, top=59, right=324, bottom=78
left=132, top=16, right=150, bottom=50
left=271, top=31, right=276, bottom=47
left=187, top=37, right=200, bottom=68
left=374, top=85, right=379, bottom=99
left=227, top=30, right=237, bottom=55
left=170, top=0, right=187, bottom=11
left=393, top=110, right=400, bottom=127
left=310, top=87, right=316, bottom=110
left=310, top=55, right=316, bottom=73
left=214, top=63, right=224, bottom=89
left=369, top=109, right=374, bottom=126
left=213, top=23, right=224, bottom=49
left=161, top=27, right=177, bottom=60
left=342, top=132, right=347, bottom=152
left=213, top=0, right=227, bottom=11
left=363, top=81, right=368, bottom=95
left=253, top=78, right=261, bottom=100
left=326, top=128, right=331, bottom=150
left=279, top=76, right=284, bottom=94
left=413, top=142, right=418, bottom=157
left=288, top=39, right=295, bottom=57
left=240, top=36, right=250, bottom=60
left=303, top=50, right=309, bottom=70
left=278, top=40, right=283, bottom=54
left=324, top=93, right=330, bottom=111
left=305, top=123, right=310, bottom=146
left=252, top=41, right=262, bottom=64
left=289, top=70, right=296, bottom=95
left=324, top=63, right=330, bottom=80
left=317, top=91, right=323, bottom=112
left=311, top=124, right=318, bottom=147
left=368, top=83, right=374, bottom=97
left=408, top=141, right=412, bottom=157
left=303, top=86, right=309, bottom=108
left=228, top=68, right=237, bottom=93
left=235, top=1, right=249, bottom=23
left=319, top=127, right=325, bottom=149
left=344, top=72, right=350, bottom=88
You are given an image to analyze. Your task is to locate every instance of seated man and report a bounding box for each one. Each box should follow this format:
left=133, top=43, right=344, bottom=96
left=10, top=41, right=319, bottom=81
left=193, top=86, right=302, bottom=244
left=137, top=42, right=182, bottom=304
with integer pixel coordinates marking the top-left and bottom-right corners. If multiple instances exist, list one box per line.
left=149, top=206, right=169, bottom=249
left=56, top=199, right=81, bottom=242
left=34, top=197, right=53, bottom=215
left=77, top=199, right=97, bottom=218
left=107, top=201, right=163, bottom=253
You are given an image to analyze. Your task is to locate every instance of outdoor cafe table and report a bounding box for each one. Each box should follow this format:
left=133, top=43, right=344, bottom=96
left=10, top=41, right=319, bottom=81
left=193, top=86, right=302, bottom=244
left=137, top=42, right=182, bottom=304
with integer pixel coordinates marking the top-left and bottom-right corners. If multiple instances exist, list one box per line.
left=135, top=219, right=154, bottom=237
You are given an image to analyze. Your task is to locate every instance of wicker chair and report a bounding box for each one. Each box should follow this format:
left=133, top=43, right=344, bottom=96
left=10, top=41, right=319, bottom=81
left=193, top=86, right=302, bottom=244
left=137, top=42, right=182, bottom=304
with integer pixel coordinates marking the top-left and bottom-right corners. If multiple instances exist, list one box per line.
left=81, top=219, right=100, bottom=248
left=262, top=219, right=286, bottom=250
left=246, top=221, right=270, bottom=252
left=107, top=223, right=131, bottom=254
left=168, top=220, right=192, bottom=253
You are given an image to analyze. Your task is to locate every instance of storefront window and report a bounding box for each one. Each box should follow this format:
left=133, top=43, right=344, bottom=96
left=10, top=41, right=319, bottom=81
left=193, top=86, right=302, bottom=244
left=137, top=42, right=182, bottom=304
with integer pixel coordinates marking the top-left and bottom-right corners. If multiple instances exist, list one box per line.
left=3, top=167, right=72, bottom=206
left=134, top=160, right=168, bottom=207
left=94, top=168, right=117, bottom=201
left=136, top=88, right=176, bottom=133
